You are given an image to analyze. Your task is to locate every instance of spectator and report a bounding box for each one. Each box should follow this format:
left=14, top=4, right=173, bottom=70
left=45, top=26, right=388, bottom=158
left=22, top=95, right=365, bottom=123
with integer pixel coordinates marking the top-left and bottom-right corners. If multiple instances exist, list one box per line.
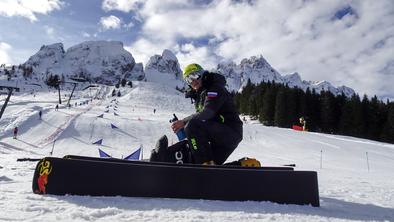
left=13, top=127, right=18, bottom=139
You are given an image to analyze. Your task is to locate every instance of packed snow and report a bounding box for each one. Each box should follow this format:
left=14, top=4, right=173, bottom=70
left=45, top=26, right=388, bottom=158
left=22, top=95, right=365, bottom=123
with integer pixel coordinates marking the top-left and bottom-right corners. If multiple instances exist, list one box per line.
left=0, top=81, right=393, bottom=222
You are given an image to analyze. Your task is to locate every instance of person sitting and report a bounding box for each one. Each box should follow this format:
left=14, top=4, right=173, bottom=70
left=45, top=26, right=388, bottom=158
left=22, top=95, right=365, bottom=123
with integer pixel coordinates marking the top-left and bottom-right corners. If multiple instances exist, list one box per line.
left=151, top=63, right=243, bottom=165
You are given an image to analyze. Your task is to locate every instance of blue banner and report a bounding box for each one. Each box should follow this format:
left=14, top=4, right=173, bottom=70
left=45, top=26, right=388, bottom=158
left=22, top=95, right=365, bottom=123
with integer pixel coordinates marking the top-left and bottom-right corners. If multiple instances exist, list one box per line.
left=98, top=148, right=111, bottom=158
left=124, top=147, right=141, bottom=160
left=92, top=139, right=103, bottom=145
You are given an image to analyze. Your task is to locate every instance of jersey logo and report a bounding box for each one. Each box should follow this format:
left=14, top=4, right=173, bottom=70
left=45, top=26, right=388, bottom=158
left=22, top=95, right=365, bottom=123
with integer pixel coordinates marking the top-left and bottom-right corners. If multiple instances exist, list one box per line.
left=207, top=92, right=218, bottom=99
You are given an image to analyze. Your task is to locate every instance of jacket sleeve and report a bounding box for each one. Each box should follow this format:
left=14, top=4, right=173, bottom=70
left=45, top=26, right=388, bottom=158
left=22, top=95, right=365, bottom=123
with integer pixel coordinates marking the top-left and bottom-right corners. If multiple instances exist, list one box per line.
left=182, top=88, right=226, bottom=123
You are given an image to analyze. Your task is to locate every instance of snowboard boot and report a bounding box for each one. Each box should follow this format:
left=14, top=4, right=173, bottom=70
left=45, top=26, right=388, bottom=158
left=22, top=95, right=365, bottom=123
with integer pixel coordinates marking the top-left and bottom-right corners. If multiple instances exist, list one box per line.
left=149, top=135, right=168, bottom=162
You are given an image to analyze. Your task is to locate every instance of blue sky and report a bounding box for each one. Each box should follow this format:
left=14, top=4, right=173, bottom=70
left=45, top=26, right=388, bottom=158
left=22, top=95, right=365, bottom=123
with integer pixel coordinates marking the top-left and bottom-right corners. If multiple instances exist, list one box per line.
left=0, top=0, right=393, bottom=100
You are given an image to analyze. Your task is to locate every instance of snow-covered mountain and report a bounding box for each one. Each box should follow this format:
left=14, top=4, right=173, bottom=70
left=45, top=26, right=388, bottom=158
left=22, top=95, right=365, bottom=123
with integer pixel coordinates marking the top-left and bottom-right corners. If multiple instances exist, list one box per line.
left=144, top=49, right=184, bottom=89
left=23, top=41, right=144, bottom=84
left=2, top=41, right=355, bottom=97
left=216, top=55, right=355, bottom=97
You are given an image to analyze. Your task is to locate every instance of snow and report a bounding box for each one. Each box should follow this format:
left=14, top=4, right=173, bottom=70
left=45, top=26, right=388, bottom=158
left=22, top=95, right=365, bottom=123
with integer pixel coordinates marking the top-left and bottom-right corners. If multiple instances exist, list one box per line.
left=1, top=80, right=394, bottom=221
left=216, top=56, right=356, bottom=97
left=23, top=41, right=140, bottom=84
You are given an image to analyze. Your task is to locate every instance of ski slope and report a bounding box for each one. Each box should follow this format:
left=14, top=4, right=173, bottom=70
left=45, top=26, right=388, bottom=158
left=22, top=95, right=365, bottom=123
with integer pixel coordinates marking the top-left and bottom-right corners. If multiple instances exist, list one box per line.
left=0, top=81, right=393, bottom=222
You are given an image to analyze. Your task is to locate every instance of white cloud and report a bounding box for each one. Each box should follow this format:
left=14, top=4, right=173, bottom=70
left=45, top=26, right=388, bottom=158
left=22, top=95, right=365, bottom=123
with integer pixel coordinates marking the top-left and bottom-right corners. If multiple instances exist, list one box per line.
left=111, top=0, right=394, bottom=98
left=0, top=42, right=12, bottom=64
left=102, top=0, right=143, bottom=12
left=123, top=21, right=135, bottom=29
left=82, top=32, right=91, bottom=38
left=44, top=26, right=55, bottom=37
left=125, top=38, right=164, bottom=64
left=99, top=15, right=122, bottom=31
left=0, top=0, right=64, bottom=22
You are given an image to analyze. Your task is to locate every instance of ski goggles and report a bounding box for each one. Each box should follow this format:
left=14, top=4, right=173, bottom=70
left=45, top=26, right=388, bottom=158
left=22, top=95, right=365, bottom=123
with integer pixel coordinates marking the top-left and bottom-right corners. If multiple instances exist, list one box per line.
left=185, top=72, right=201, bottom=85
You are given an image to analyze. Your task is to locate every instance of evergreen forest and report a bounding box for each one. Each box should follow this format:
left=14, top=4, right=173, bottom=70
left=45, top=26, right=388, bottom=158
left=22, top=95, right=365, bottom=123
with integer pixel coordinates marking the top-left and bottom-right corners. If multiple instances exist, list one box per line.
left=234, top=80, right=394, bottom=144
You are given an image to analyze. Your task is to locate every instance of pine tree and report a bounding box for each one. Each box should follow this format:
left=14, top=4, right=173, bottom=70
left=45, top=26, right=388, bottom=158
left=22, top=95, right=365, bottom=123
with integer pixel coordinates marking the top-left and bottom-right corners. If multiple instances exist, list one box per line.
left=339, top=97, right=353, bottom=135
left=349, top=94, right=364, bottom=137
left=320, top=91, right=336, bottom=133
left=367, top=96, right=382, bottom=140
left=286, top=87, right=299, bottom=127
left=274, top=86, right=287, bottom=127
left=380, top=102, right=394, bottom=143
left=259, top=83, right=276, bottom=126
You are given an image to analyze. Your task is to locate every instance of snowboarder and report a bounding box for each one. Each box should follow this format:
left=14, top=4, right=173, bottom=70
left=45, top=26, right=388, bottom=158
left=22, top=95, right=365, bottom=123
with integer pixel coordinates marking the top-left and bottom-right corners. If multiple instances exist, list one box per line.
left=166, top=63, right=243, bottom=165
left=13, top=126, right=18, bottom=139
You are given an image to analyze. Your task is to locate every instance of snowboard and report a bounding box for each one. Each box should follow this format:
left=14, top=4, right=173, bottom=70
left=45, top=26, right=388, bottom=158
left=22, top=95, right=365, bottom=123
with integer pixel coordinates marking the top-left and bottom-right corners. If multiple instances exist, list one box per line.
left=32, top=156, right=320, bottom=207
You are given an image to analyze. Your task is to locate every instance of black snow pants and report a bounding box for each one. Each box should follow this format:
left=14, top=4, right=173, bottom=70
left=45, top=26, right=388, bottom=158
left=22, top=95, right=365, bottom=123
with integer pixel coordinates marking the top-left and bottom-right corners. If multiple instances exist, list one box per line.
left=184, top=118, right=242, bottom=165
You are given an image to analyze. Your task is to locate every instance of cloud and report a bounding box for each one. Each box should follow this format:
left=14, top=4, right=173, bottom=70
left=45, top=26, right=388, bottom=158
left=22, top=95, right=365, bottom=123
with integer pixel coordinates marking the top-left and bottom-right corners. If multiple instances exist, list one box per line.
left=102, top=0, right=143, bottom=12
left=44, top=25, right=55, bottom=38
left=115, top=0, right=394, bottom=98
left=82, top=32, right=91, bottom=38
left=0, top=0, right=64, bottom=22
left=0, top=42, right=12, bottom=64
left=99, top=15, right=122, bottom=31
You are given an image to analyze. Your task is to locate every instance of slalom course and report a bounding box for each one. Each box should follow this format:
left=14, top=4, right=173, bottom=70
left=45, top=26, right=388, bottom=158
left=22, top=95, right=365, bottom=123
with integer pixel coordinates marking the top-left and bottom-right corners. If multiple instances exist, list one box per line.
left=32, top=156, right=320, bottom=207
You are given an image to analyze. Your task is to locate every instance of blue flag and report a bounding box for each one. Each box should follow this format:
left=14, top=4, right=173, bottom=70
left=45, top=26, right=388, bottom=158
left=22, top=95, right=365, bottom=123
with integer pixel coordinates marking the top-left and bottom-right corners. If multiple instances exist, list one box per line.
left=111, top=123, right=118, bottom=129
left=98, top=148, right=111, bottom=158
left=92, top=139, right=103, bottom=145
left=124, top=147, right=141, bottom=160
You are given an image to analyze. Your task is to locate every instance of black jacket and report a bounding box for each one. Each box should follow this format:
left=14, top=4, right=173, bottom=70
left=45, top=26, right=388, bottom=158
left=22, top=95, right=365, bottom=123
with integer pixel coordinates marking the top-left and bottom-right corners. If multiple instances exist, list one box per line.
left=182, top=72, right=243, bottom=135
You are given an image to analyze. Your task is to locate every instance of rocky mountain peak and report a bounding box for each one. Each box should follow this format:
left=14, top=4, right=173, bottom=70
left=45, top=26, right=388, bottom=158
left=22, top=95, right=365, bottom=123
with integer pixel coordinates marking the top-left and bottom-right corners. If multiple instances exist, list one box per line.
left=145, top=49, right=182, bottom=79
left=23, top=40, right=142, bottom=85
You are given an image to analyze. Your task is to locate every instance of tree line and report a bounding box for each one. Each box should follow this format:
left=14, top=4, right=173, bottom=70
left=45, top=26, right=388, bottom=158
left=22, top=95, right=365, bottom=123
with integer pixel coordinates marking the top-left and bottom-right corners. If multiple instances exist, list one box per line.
left=234, top=80, right=394, bottom=144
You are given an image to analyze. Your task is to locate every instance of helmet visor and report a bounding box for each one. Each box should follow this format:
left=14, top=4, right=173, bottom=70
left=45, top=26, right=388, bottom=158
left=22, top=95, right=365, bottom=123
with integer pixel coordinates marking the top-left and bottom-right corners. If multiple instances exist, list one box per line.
left=185, top=72, right=201, bottom=85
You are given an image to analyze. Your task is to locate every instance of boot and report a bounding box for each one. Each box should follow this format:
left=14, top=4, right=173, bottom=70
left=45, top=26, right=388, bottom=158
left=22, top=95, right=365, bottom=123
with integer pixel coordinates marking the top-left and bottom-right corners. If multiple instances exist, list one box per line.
left=149, top=135, right=168, bottom=162
left=154, top=135, right=168, bottom=154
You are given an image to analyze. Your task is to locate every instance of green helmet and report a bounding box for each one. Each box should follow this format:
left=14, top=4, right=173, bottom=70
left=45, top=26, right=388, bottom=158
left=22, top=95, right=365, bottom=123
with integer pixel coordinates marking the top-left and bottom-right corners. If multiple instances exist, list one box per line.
left=183, top=63, right=204, bottom=80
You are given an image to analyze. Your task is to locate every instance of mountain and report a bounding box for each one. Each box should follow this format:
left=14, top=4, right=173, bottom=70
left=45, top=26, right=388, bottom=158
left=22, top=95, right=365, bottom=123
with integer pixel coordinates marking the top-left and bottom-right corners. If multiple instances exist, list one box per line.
left=215, top=55, right=355, bottom=97
left=144, top=49, right=184, bottom=89
left=2, top=40, right=355, bottom=97
left=23, top=41, right=144, bottom=84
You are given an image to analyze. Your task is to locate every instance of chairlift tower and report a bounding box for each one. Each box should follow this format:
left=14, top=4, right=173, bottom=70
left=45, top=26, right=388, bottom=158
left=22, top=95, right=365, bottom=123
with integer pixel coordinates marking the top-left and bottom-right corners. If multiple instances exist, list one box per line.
left=0, top=85, right=20, bottom=120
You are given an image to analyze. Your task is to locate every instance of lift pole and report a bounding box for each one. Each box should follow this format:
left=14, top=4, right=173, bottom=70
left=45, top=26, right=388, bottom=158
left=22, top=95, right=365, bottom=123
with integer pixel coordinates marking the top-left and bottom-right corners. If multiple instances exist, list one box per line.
left=0, top=86, right=20, bottom=120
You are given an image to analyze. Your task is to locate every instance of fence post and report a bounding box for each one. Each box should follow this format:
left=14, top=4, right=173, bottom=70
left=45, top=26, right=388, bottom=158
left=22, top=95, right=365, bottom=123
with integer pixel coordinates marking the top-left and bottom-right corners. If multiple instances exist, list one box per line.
left=366, top=152, right=370, bottom=172
left=320, top=150, right=323, bottom=169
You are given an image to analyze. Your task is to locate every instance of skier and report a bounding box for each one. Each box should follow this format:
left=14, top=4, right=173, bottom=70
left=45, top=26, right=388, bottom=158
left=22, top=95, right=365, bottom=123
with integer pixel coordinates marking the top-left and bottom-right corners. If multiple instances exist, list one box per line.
left=13, top=126, right=18, bottom=139
left=55, top=104, right=59, bottom=111
left=39, top=110, right=42, bottom=120
left=154, top=63, right=243, bottom=165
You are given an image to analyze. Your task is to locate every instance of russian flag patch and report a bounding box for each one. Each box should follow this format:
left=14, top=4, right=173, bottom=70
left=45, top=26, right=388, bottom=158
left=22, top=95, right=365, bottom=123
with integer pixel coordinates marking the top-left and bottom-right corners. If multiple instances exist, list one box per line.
left=207, top=91, right=218, bottom=99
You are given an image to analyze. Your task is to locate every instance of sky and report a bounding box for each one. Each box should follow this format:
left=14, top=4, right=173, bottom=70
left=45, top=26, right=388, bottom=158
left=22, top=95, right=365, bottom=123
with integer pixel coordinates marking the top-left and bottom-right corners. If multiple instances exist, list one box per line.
left=0, top=0, right=393, bottom=100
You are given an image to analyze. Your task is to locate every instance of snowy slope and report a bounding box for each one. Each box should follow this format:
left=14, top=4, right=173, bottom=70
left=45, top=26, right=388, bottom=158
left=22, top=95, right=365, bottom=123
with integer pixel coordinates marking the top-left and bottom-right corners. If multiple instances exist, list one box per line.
left=0, top=82, right=393, bottom=222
